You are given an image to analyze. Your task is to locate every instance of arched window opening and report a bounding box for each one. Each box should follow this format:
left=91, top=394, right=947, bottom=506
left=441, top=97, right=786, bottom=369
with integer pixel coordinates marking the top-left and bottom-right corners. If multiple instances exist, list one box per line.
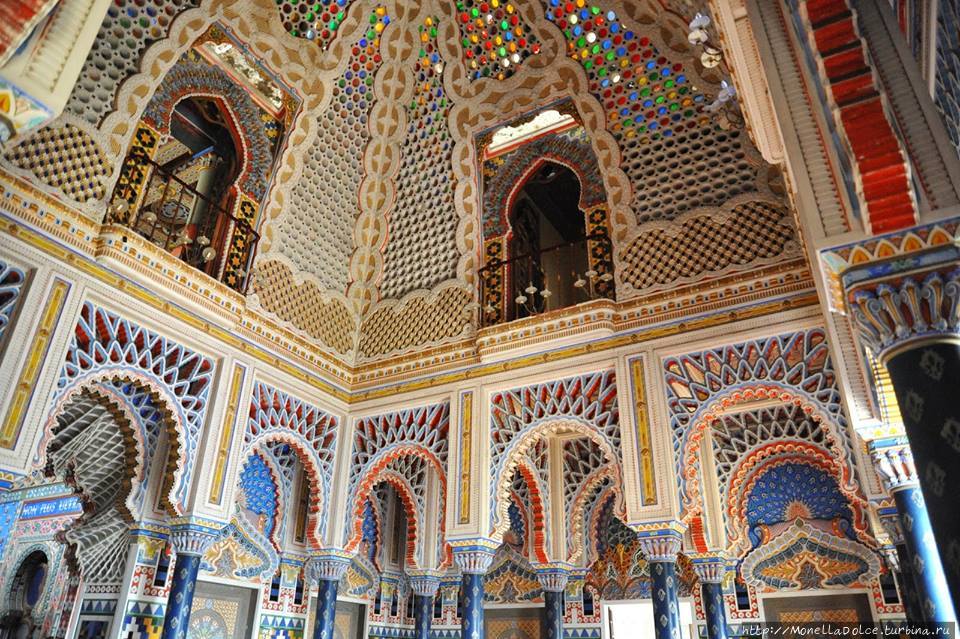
left=12, top=550, right=49, bottom=610
left=506, top=162, right=590, bottom=321
left=129, top=97, right=242, bottom=282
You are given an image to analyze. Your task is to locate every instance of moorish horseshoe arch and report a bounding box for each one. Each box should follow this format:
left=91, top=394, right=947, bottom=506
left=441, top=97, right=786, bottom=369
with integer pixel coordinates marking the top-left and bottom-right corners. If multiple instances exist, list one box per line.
left=242, top=380, right=339, bottom=547
left=490, top=418, right=622, bottom=549
left=0, top=545, right=54, bottom=622
left=663, top=328, right=860, bottom=522
left=677, top=383, right=858, bottom=524
left=354, top=470, right=422, bottom=569
left=36, top=370, right=182, bottom=518
left=344, top=444, right=447, bottom=569
left=242, top=431, right=330, bottom=549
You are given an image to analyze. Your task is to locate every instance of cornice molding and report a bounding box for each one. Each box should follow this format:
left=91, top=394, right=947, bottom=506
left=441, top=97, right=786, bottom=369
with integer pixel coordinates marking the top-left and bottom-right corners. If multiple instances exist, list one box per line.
left=1, top=168, right=820, bottom=402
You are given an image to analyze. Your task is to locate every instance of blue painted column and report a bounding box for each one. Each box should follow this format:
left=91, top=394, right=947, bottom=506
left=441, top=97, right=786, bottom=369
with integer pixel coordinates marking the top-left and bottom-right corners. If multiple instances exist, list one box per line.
left=535, top=564, right=571, bottom=639
left=307, top=551, right=352, bottom=639
left=873, top=444, right=956, bottom=623
left=452, top=543, right=496, bottom=639
left=691, top=556, right=729, bottom=639
left=160, top=522, right=219, bottom=639
left=408, top=571, right=441, bottom=639
left=637, top=527, right=684, bottom=639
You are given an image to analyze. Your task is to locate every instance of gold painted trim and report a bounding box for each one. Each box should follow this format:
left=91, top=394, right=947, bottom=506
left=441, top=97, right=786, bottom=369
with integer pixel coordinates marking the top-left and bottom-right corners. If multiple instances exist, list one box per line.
left=1, top=279, right=69, bottom=449
left=208, top=362, right=246, bottom=505
left=459, top=391, right=473, bottom=525
left=630, top=358, right=657, bottom=506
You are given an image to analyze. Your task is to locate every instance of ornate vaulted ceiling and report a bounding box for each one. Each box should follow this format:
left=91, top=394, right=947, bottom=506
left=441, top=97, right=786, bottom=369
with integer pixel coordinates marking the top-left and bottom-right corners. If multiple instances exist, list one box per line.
left=1, top=0, right=807, bottom=365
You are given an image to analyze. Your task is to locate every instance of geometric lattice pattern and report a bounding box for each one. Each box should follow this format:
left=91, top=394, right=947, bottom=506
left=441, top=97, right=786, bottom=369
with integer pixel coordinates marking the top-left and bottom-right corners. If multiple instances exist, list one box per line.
left=274, top=8, right=389, bottom=292
left=252, top=260, right=355, bottom=354
left=710, top=404, right=829, bottom=503
left=357, top=286, right=472, bottom=358
left=64, top=0, right=200, bottom=124
left=547, top=1, right=761, bottom=223
left=935, top=0, right=960, bottom=159
left=57, top=302, right=214, bottom=509
left=5, top=123, right=110, bottom=203
left=380, top=17, right=458, bottom=300
left=277, top=0, right=359, bottom=47
left=619, top=201, right=798, bottom=291
left=0, top=259, right=26, bottom=348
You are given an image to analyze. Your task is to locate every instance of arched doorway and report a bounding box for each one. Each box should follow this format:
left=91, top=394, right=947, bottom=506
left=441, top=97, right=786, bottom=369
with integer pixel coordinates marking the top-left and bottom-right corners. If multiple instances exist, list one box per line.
left=0, top=551, right=49, bottom=639
left=507, top=162, right=590, bottom=320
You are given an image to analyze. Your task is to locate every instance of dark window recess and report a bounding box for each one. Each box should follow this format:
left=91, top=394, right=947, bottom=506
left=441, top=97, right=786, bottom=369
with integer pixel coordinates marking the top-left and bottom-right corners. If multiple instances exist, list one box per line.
left=293, top=572, right=305, bottom=606
left=583, top=588, right=595, bottom=617
left=269, top=571, right=282, bottom=602
left=154, top=544, right=172, bottom=588
left=734, top=577, right=751, bottom=611
left=879, top=570, right=900, bottom=605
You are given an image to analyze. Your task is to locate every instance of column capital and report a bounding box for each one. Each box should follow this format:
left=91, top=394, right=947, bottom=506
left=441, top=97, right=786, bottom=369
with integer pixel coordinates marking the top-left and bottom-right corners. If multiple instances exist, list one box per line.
left=450, top=538, right=498, bottom=575
left=306, top=549, right=353, bottom=583
left=689, top=553, right=728, bottom=584
left=407, top=569, right=442, bottom=597
left=632, top=521, right=685, bottom=562
left=845, top=259, right=960, bottom=361
left=871, top=442, right=919, bottom=491
left=168, top=518, right=221, bottom=556
left=532, top=562, right=573, bottom=592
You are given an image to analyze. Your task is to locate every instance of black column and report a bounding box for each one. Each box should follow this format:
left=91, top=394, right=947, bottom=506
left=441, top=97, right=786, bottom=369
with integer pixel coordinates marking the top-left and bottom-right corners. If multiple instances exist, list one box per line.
left=886, top=341, right=960, bottom=607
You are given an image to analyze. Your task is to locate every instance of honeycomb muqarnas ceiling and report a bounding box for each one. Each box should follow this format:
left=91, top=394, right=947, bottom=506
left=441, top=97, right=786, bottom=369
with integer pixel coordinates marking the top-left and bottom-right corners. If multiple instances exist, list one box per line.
left=1, top=0, right=800, bottom=363
left=253, top=0, right=800, bottom=361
